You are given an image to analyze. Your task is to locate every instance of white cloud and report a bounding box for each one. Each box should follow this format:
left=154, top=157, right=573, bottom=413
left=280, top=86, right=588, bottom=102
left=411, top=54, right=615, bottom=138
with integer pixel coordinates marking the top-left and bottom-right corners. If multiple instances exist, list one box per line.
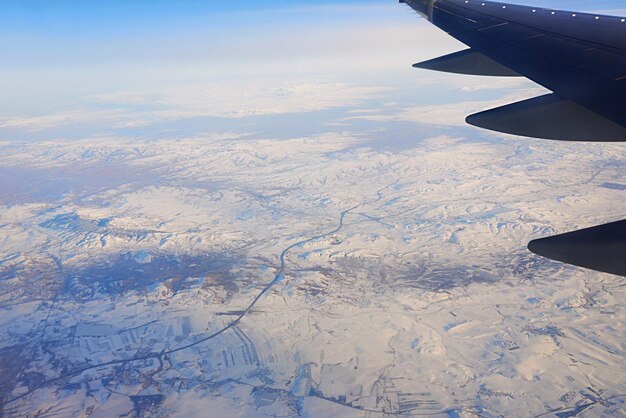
left=344, top=87, right=549, bottom=127
left=0, top=80, right=390, bottom=133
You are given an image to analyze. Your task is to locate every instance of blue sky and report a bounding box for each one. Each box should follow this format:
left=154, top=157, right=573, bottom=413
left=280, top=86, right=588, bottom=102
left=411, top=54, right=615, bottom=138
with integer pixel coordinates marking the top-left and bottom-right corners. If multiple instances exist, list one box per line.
left=1, top=2, right=409, bottom=69
left=1, top=0, right=382, bottom=36
left=1, top=0, right=624, bottom=115
left=0, top=1, right=427, bottom=111
left=3, top=0, right=623, bottom=40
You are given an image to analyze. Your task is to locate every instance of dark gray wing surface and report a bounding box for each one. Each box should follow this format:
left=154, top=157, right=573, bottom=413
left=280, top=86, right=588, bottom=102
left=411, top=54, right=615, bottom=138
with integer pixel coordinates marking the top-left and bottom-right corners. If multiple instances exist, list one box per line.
left=401, top=0, right=626, bottom=141
left=528, top=220, right=626, bottom=277
left=401, top=0, right=626, bottom=277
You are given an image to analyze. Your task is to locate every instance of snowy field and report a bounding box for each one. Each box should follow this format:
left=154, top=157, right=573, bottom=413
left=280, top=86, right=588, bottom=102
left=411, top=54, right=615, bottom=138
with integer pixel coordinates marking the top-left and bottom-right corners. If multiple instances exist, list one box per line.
left=0, top=1, right=625, bottom=416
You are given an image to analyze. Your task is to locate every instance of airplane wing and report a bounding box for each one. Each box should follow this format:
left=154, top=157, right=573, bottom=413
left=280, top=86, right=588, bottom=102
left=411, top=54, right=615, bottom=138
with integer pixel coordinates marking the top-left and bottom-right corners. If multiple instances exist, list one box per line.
left=400, top=0, right=626, bottom=141
left=401, top=0, right=626, bottom=277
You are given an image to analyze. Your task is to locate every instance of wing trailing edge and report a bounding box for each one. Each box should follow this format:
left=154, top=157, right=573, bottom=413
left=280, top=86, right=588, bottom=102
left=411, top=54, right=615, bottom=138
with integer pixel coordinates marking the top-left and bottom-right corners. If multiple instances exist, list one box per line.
left=413, top=49, right=520, bottom=77
left=528, top=220, right=626, bottom=277
left=399, top=0, right=435, bottom=20
left=466, top=94, right=626, bottom=142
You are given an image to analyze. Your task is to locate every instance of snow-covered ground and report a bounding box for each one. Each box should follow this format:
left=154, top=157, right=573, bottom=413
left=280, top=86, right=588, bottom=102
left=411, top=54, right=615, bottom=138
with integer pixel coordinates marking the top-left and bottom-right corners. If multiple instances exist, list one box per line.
left=0, top=3, right=624, bottom=416
left=1, top=110, right=624, bottom=416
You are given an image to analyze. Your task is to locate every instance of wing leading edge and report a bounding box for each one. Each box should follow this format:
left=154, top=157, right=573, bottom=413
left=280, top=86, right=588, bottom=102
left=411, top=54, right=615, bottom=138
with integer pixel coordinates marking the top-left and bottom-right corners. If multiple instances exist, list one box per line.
left=402, top=0, right=626, bottom=277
